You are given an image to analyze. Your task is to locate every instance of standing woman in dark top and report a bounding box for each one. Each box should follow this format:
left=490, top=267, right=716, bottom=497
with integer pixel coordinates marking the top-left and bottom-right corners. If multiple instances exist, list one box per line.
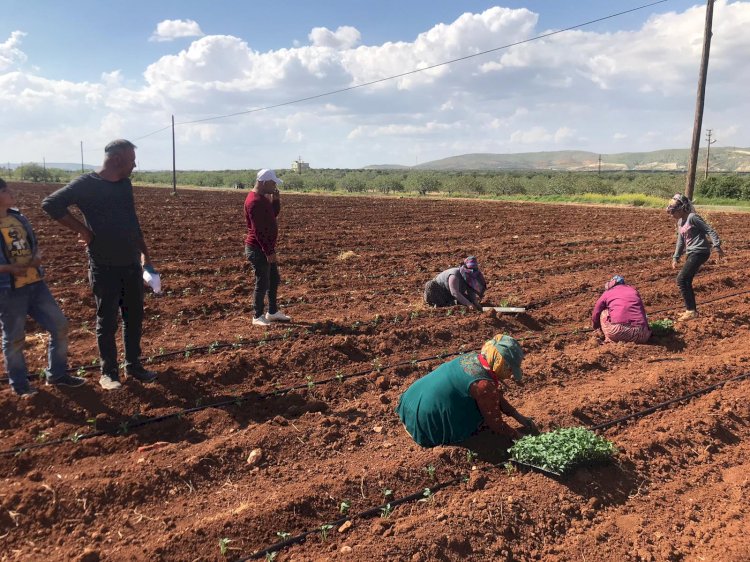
left=666, top=194, right=725, bottom=321
left=42, top=139, right=157, bottom=390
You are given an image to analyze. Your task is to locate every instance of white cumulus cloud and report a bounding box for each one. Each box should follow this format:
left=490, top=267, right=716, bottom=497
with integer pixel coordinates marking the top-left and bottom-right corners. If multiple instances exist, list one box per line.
left=150, top=19, right=205, bottom=42
left=1, top=2, right=749, bottom=169
left=0, top=31, right=27, bottom=71
left=308, top=26, right=361, bottom=49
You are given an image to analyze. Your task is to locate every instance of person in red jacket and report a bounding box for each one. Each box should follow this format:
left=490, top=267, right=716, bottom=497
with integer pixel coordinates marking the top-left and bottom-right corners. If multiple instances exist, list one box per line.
left=592, top=275, right=651, bottom=343
left=244, top=169, right=291, bottom=327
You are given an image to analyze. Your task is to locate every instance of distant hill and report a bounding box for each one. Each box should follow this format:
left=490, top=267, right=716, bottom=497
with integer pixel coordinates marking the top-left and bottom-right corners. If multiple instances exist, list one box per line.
left=365, top=164, right=411, bottom=170
left=367, top=147, right=750, bottom=172
left=7, top=162, right=96, bottom=171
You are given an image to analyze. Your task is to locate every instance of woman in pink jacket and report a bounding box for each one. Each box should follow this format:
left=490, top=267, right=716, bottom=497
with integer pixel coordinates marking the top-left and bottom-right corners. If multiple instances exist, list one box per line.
left=592, top=275, right=651, bottom=343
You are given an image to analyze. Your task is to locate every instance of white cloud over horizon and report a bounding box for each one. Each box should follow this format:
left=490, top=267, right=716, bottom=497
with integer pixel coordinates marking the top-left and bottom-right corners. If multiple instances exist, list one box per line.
left=149, top=19, right=204, bottom=42
left=1, top=2, right=749, bottom=169
left=0, top=31, right=27, bottom=71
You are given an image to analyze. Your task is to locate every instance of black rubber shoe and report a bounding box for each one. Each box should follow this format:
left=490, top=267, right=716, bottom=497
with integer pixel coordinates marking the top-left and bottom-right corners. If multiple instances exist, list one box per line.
left=126, top=368, right=157, bottom=383
left=46, top=374, right=86, bottom=388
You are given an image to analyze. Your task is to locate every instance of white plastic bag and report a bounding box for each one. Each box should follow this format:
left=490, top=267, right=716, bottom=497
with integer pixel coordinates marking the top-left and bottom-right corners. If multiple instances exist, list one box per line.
left=143, top=269, right=162, bottom=294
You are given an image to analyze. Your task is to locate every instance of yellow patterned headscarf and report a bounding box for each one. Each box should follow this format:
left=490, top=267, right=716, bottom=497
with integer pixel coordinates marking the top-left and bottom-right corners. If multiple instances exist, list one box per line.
left=481, top=334, right=524, bottom=382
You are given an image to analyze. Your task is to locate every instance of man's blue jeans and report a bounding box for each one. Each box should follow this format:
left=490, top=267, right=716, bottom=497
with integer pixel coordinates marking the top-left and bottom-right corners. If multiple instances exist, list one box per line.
left=0, top=281, right=69, bottom=394
left=245, top=246, right=280, bottom=318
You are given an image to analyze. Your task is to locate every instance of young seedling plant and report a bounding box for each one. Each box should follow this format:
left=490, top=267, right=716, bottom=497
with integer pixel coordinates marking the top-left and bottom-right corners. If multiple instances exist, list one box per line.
left=319, top=524, right=334, bottom=541
left=339, top=500, right=351, bottom=515
left=419, top=488, right=434, bottom=504
left=218, top=537, right=232, bottom=556
left=423, top=464, right=436, bottom=482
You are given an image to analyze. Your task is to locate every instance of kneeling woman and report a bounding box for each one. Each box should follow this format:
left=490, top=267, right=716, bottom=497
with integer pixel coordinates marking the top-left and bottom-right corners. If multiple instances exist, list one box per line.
left=396, top=334, right=535, bottom=448
left=592, top=275, right=651, bottom=343
left=423, top=256, right=486, bottom=311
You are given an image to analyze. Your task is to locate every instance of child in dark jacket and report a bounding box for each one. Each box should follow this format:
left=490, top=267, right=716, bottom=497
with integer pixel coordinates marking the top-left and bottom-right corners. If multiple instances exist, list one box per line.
left=0, top=179, right=84, bottom=396
left=666, top=194, right=725, bottom=321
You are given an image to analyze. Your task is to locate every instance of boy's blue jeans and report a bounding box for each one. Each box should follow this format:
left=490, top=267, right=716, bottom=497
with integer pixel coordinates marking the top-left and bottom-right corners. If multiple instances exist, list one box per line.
left=0, top=281, right=69, bottom=394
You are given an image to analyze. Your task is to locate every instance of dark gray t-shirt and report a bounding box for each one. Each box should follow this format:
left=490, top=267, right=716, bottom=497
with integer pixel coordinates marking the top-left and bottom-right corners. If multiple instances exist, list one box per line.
left=434, top=267, right=471, bottom=300
left=42, top=173, right=144, bottom=266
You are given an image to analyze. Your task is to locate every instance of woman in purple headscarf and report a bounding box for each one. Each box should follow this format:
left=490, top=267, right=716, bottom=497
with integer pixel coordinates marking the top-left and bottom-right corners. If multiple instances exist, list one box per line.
left=423, top=256, right=487, bottom=311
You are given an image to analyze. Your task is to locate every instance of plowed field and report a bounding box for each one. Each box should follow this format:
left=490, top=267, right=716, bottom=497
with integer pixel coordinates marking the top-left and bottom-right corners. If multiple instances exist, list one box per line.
left=1, top=182, right=749, bottom=562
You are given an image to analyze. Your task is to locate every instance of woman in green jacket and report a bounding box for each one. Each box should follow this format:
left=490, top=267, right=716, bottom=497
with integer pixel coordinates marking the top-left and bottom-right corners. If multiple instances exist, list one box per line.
left=396, top=334, right=536, bottom=448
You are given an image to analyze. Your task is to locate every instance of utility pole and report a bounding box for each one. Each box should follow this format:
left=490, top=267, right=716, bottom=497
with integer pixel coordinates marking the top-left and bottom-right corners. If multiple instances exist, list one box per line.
left=80, top=141, right=84, bottom=173
left=598, top=154, right=602, bottom=175
left=171, top=115, right=177, bottom=195
left=43, top=157, right=46, bottom=172
left=704, top=129, right=716, bottom=179
left=685, top=0, right=714, bottom=200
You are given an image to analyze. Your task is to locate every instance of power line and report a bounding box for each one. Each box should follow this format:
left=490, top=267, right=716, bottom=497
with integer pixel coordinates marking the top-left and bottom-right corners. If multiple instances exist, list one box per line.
left=131, top=0, right=670, bottom=137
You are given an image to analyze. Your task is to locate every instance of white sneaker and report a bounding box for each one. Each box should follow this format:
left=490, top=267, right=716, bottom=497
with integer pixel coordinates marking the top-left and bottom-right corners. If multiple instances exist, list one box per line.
left=265, top=310, right=291, bottom=322
left=252, top=315, right=271, bottom=326
left=99, top=375, right=122, bottom=390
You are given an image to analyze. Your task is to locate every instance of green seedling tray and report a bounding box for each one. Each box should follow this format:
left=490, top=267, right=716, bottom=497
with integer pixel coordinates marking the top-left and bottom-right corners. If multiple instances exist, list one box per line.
left=509, top=458, right=562, bottom=477
left=507, top=427, right=618, bottom=477
left=510, top=456, right=617, bottom=478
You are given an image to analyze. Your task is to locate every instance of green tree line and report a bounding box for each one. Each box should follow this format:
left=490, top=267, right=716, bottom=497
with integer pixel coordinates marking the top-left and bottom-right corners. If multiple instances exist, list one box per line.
left=5, top=163, right=750, bottom=201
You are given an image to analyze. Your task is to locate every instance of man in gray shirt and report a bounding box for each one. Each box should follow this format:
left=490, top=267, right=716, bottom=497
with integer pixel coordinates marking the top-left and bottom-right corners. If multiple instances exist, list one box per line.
left=42, top=139, right=157, bottom=390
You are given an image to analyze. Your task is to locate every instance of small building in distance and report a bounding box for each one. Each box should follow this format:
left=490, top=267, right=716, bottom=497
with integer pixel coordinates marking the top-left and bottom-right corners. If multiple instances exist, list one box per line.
left=291, top=157, right=310, bottom=173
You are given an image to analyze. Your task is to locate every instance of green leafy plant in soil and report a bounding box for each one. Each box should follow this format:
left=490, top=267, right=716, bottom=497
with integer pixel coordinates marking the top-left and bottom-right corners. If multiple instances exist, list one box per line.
left=649, top=318, right=675, bottom=336
left=508, top=427, right=617, bottom=474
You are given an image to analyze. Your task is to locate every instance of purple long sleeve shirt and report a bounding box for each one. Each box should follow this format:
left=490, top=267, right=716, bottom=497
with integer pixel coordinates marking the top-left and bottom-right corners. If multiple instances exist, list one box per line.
left=592, top=284, right=648, bottom=329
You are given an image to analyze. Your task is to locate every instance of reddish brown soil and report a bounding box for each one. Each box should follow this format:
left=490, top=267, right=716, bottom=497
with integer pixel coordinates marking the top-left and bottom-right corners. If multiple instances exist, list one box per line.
left=1, top=182, right=749, bottom=562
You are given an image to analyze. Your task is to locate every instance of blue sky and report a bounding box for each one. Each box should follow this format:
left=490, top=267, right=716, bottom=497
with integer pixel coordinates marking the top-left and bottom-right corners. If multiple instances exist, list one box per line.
left=1, top=1, right=748, bottom=170
left=4, top=0, right=699, bottom=82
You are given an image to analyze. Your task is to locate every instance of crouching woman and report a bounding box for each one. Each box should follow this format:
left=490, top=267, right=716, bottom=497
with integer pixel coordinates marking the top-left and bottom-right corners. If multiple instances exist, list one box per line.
left=396, top=334, right=535, bottom=448
left=423, top=256, right=486, bottom=311
left=592, top=275, right=651, bottom=343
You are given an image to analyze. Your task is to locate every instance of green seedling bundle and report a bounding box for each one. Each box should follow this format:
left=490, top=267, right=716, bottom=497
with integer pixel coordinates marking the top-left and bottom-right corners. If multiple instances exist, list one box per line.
left=508, top=427, right=618, bottom=475
left=649, top=318, right=675, bottom=336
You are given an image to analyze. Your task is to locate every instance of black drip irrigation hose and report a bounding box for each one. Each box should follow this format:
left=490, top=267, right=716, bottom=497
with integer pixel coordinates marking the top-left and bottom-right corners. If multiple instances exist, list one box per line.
left=237, top=476, right=464, bottom=561
left=2, top=288, right=749, bottom=456
left=3, top=283, right=746, bottom=386
left=233, top=368, right=750, bottom=561
left=589, top=370, right=750, bottom=431
left=647, top=288, right=750, bottom=316
left=0, top=349, right=467, bottom=457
